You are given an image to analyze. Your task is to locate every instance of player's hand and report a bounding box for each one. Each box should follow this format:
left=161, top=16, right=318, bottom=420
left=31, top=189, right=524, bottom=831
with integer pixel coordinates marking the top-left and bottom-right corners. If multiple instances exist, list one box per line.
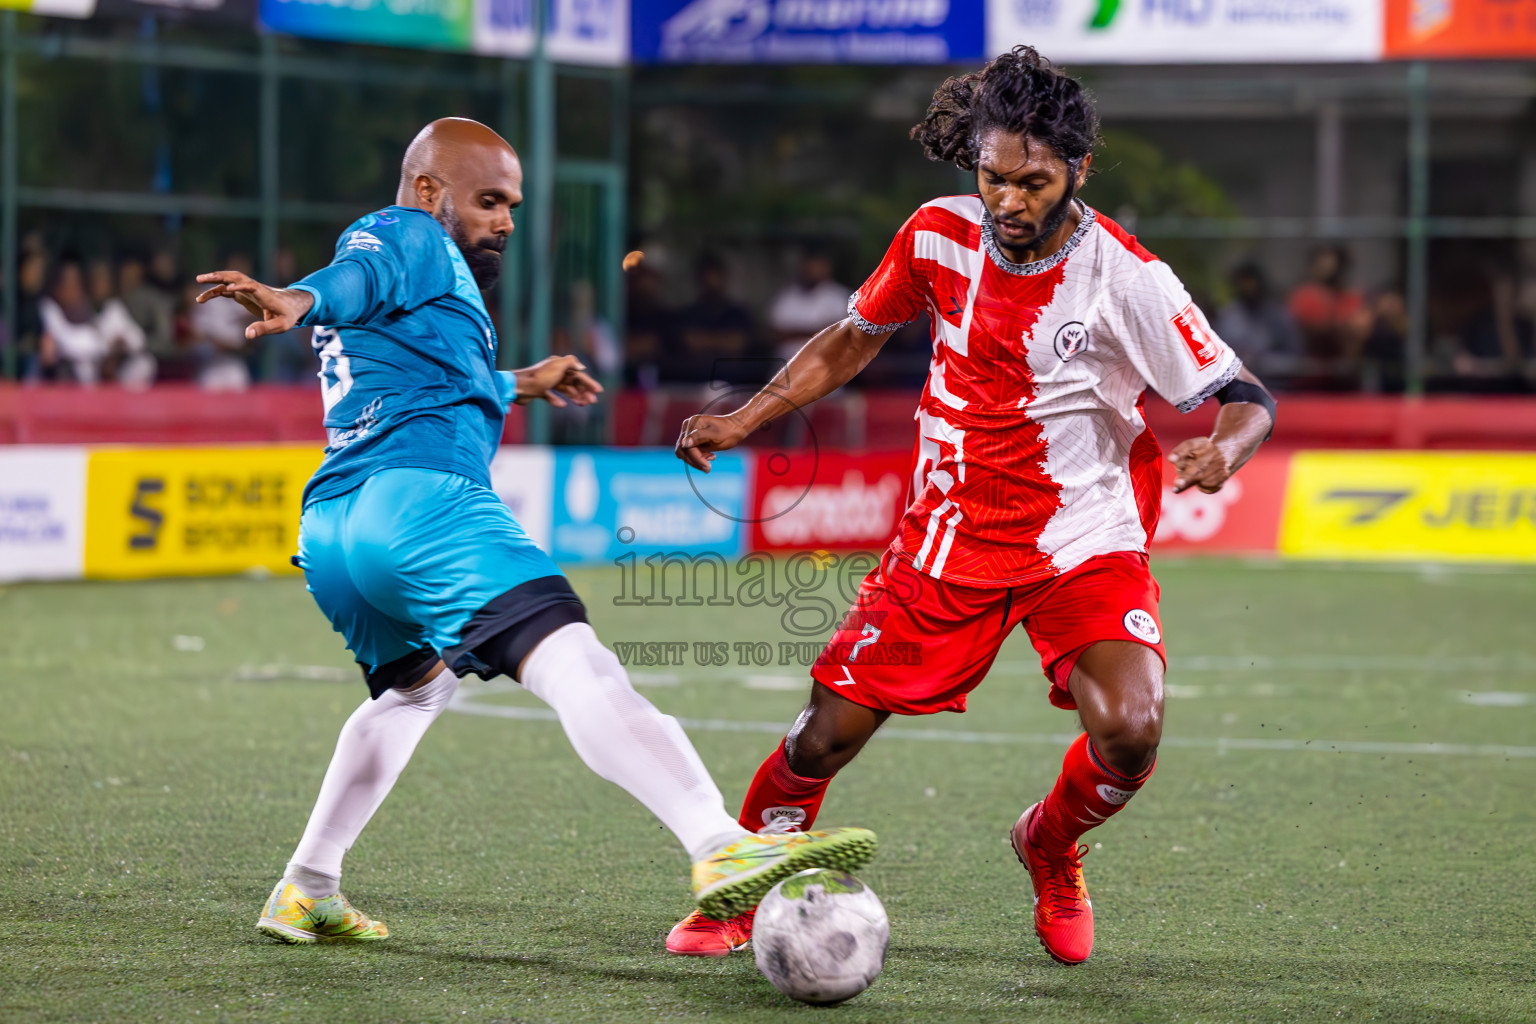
left=195, top=271, right=314, bottom=340
left=675, top=413, right=750, bottom=473
left=1169, top=437, right=1233, bottom=494
left=515, top=355, right=602, bottom=408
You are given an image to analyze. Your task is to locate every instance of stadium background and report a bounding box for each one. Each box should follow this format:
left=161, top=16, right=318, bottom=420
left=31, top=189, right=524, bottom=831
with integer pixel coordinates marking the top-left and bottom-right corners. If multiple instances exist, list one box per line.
left=2, top=0, right=1535, bottom=1021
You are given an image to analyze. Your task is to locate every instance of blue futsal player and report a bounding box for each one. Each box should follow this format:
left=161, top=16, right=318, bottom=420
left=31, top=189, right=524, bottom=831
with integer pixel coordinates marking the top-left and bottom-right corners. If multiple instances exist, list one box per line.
left=196, top=118, right=875, bottom=945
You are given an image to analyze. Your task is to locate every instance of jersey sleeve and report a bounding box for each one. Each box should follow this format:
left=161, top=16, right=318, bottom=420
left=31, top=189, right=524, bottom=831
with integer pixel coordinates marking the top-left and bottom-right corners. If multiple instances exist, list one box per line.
left=1118, top=260, right=1242, bottom=413
left=293, top=212, right=457, bottom=327
left=495, top=369, right=520, bottom=409
left=848, top=214, right=924, bottom=335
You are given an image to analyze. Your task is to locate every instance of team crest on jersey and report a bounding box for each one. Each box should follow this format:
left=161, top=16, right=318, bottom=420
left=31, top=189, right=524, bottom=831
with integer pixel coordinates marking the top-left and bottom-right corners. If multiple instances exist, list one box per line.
left=1123, top=608, right=1161, bottom=644
left=1052, top=321, right=1089, bottom=361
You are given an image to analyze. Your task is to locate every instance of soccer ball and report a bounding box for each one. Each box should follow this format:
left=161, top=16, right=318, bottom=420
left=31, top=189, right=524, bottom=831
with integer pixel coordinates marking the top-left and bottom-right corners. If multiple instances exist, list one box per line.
left=753, top=868, right=889, bottom=1005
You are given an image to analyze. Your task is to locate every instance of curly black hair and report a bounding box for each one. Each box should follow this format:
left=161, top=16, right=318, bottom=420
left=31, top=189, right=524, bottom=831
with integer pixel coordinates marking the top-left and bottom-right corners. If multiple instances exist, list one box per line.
left=910, top=46, right=1100, bottom=173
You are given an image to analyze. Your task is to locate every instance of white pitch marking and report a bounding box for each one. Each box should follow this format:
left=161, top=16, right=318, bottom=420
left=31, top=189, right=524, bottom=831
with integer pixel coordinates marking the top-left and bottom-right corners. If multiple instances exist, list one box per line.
left=1460, top=691, right=1533, bottom=707
left=447, top=685, right=1536, bottom=759
left=234, top=663, right=352, bottom=683
left=742, top=676, right=804, bottom=691
left=993, top=654, right=1536, bottom=675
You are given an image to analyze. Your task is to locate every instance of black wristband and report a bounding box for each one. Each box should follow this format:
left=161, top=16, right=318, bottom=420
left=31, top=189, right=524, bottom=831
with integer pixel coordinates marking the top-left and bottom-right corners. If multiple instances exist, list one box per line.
left=1214, top=379, right=1276, bottom=439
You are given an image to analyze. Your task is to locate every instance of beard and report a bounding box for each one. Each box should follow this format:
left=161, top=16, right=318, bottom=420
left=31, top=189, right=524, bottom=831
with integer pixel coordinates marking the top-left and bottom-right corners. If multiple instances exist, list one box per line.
left=993, top=180, right=1079, bottom=260
left=437, top=201, right=507, bottom=290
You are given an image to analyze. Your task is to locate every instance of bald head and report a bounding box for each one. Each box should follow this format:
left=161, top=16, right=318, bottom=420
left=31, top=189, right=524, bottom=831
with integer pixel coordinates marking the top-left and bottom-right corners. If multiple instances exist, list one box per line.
left=398, top=118, right=518, bottom=201
left=397, top=118, right=523, bottom=290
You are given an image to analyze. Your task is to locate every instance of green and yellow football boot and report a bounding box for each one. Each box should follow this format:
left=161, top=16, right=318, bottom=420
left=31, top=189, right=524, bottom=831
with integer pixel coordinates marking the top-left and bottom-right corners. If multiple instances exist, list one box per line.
left=692, top=827, right=877, bottom=920
left=255, top=880, right=389, bottom=944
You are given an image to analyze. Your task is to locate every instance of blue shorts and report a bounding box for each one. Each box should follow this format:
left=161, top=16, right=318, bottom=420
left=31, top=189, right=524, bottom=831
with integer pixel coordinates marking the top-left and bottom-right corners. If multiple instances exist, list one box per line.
left=297, top=467, right=585, bottom=692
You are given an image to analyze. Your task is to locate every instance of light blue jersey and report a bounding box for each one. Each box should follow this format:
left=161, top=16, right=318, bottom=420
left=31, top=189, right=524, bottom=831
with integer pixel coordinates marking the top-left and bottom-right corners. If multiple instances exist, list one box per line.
left=290, top=206, right=584, bottom=687
left=292, top=206, right=520, bottom=507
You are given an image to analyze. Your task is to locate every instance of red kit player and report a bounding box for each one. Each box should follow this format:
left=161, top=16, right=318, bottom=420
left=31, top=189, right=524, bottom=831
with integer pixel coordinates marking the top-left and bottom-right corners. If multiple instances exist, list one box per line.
left=672, top=47, right=1276, bottom=964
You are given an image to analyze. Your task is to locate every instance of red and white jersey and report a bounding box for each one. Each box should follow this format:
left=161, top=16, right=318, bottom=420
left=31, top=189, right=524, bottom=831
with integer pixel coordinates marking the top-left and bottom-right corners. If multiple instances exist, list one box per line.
left=850, top=195, right=1241, bottom=587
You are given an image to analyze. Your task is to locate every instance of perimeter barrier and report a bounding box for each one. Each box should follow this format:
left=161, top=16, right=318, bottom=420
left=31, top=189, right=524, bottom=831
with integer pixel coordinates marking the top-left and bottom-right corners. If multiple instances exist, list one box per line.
left=4, top=442, right=1535, bottom=583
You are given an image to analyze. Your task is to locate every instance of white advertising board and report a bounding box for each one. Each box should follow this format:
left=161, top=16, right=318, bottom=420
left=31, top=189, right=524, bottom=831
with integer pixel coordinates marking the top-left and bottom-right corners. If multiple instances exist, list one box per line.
left=0, top=447, right=87, bottom=582
left=490, top=446, right=556, bottom=553
left=987, top=0, right=1382, bottom=63
left=475, top=0, right=630, bottom=66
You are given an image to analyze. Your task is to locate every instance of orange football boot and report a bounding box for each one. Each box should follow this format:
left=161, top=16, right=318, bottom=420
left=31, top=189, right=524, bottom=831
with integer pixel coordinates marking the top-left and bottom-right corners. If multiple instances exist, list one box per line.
left=1011, top=801, right=1094, bottom=965
left=666, top=907, right=754, bottom=956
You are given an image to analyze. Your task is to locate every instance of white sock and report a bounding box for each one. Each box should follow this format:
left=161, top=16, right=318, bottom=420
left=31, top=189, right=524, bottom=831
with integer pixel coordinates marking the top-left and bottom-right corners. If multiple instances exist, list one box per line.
left=519, top=623, right=749, bottom=861
left=284, top=665, right=460, bottom=897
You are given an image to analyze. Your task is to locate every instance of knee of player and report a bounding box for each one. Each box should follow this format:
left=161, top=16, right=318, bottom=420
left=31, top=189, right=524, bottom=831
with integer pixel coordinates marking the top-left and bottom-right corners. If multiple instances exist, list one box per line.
left=783, top=717, right=849, bottom=777
left=1092, top=705, right=1162, bottom=767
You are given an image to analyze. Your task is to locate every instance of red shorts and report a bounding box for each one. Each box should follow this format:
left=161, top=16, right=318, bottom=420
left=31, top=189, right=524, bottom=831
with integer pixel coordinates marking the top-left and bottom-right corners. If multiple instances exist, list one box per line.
left=810, top=550, right=1166, bottom=715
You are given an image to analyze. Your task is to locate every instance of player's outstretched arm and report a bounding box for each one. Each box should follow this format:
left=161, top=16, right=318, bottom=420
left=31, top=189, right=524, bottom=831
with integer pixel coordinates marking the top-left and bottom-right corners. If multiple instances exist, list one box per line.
left=1168, top=366, right=1276, bottom=494
left=675, top=319, right=889, bottom=472
left=510, top=355, right=603, bottom=408
left=195, top=271, right=315, bottom=340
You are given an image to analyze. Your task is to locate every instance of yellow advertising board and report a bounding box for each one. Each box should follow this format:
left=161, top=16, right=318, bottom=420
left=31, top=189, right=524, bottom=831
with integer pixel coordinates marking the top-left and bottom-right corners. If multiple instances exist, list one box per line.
left=83, top=446, right=323, bottom=579
left=1280, top=452, right=1536, bottom=563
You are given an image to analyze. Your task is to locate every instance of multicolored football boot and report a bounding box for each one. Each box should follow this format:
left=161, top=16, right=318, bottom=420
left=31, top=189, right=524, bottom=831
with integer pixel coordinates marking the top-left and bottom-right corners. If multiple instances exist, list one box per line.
left=1011, top=802, right=1093, bottom=964
left=666, top=907, right=755, bottom=956
left=255, top=880, right=389, bottom=945
left=692, top=827, right=877, bottom=920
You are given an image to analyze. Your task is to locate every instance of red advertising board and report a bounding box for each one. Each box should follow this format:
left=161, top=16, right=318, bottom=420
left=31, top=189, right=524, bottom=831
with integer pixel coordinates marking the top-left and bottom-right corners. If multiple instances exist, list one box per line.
left=749, top=446, right=1291, bottom=555
left=1384, top=0, right=1536, bottom=57
left=1151, top=448, right=1291, bottom=555
left=750, top=449, right=911, bottom=551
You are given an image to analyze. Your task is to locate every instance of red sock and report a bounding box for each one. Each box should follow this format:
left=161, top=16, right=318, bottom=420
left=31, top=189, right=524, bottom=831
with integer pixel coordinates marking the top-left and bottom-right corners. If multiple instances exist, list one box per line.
left=738, top=740, right=831, bottom=833
left=1029, top=732, right=1155, bottom=852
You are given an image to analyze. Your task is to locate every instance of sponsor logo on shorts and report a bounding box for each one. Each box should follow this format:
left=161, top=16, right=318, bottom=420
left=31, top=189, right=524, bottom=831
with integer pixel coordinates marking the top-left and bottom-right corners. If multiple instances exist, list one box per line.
left=1096, top=784, right=1137, bottom=805
left=760, top=806, right=807, bottom=832
left=1053, top=320, right=1089, bottom=361
left=1123, top=608, right=1161, bottom=644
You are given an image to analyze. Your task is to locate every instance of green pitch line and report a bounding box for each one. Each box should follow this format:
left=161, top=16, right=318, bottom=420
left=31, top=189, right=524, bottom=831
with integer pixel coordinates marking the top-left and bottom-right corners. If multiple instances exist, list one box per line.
left=2, top=562, right=1535, bottom=1024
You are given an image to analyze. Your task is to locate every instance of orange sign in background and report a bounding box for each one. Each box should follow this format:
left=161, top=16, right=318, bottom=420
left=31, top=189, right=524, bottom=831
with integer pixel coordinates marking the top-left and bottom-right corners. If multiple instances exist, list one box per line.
left=1385, top=0, right=1536, bottom=57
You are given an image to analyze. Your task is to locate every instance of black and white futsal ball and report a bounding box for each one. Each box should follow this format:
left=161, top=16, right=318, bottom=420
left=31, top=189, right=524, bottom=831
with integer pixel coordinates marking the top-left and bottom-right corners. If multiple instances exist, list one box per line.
left=753, top=868, right=889, bottom=1005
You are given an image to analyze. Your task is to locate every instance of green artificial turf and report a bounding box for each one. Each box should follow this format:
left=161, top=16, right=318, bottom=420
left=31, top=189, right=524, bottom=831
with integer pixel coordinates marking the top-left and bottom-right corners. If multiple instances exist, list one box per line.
left=2, top=560, right=1534, bottom=1023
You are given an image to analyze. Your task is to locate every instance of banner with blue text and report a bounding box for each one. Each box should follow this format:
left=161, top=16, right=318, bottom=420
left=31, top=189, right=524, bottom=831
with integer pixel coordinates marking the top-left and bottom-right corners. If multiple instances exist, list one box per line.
left=632, top=0, right=985, bottom=63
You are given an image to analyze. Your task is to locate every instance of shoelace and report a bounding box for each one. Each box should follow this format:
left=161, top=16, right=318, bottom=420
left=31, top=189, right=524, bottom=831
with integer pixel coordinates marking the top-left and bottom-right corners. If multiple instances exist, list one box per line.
left=757, top=818, right=804, bottom=836
left=687, top=908, right=754, bottom=933
left=1043, top=844, right=1089, bottom=918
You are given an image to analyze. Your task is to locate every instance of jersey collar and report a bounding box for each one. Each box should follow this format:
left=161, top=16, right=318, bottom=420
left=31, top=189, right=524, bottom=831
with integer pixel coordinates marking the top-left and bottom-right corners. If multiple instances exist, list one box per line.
left=981, top=200, right=1095, bottom=277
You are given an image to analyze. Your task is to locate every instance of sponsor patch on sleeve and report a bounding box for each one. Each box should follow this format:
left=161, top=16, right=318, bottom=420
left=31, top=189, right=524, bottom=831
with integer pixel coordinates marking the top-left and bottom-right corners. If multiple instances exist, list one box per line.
left=1171, top=302, right=1220, bottom=369
left=345, top=230, right=384, bottom=252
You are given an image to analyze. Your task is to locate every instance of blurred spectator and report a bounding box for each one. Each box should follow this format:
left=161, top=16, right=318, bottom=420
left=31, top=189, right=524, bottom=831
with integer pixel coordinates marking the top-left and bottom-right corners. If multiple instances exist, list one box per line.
left=624, top=261, right=675, bottom=389
left=38, top=258, right=105, bottom=383
left=668, top=253, right=759, bottom=383
left=1214, top=262, right=1299, bottom=377
left=1360, top=288, right=1408, bottom=392
left=13, top=248, right=46, bottom=378
left=769, top=251, right=850, bottom=364
left=119, top=253, right=175, bottom=361
left=1287, top=245, right=1371, bottom=380
left=258, top=248, right=316, bottom=384
left=191, top=251, right=255, bottom=391
left=550, top=279, right=618, bottom=444
left=1454, top=269, right=1535, bottom=391
left=88, top=258, right=155, bottom=389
